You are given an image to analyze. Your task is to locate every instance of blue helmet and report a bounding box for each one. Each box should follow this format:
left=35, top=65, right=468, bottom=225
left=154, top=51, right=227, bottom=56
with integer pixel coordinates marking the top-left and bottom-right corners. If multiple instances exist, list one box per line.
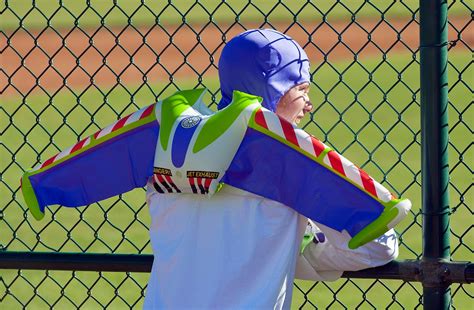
left=218, top=29, right=310, bottom=112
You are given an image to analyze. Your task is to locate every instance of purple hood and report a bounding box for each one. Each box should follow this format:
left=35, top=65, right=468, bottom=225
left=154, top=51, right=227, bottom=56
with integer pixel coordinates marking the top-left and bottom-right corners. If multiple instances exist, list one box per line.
left=218, top=29, right=310, bottom=112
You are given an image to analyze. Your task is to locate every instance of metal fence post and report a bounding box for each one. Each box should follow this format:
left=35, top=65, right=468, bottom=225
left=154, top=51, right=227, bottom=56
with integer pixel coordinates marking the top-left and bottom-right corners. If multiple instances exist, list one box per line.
left=420, top=0, right=451, bottom=309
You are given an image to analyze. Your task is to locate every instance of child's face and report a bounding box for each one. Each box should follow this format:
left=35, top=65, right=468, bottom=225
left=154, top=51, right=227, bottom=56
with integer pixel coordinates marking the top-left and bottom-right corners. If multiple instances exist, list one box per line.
left=275, top=82, right=312, bottom=124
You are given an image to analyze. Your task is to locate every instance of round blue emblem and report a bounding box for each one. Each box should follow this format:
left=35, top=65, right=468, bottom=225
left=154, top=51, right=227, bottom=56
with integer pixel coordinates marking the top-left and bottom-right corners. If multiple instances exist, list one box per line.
left=181, top=116, right=201, bottom=129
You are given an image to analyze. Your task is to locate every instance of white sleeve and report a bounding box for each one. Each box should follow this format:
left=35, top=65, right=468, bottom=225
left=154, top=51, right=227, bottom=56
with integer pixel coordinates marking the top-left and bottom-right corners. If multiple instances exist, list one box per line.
left=295, top=221, right=399, bottom=281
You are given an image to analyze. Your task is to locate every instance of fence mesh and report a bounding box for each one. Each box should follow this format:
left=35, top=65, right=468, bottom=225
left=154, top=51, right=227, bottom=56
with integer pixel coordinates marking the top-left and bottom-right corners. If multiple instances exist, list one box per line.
left=1, top=0, right=472, bottom=308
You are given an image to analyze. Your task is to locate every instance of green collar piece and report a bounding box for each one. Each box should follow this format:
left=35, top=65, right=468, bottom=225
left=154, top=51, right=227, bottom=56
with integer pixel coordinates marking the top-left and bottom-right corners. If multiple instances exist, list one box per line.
left=159, top=88, right=207, bottom=151
left=193, top=91, right=262, bottom=153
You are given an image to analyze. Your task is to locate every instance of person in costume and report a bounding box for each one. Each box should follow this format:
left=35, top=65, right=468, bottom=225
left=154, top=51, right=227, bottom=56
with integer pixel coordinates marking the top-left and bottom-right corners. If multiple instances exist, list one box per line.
left=21, top=29, right=411, bottom=309
left=143, top=29, right=408, bottom=308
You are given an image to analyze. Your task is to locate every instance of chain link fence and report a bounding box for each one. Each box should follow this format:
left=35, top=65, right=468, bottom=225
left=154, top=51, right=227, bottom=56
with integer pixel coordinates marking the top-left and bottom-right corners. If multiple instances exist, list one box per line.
left=1, top=0, right=472, bottom=308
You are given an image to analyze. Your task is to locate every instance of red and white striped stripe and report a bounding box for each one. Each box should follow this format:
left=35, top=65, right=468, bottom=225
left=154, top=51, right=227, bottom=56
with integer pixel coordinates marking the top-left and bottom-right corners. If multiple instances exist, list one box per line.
left=56, top=137, right=92, bottom=161
left=34, top=136, right=92, bottom=171
left=34, top=104, right=155, bottom=171
left=94, top=104, right=154, bottom=140
left=254, top=108, right=392, bottom=202
left=254, top=108, right=330, bottom=158
left=322, top=151, right=392, bottom=202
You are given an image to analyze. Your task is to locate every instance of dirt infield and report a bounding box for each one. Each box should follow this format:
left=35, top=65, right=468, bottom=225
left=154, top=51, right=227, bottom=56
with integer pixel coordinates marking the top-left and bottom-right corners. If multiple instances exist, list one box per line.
left=1, top=16, right=471, bottom=97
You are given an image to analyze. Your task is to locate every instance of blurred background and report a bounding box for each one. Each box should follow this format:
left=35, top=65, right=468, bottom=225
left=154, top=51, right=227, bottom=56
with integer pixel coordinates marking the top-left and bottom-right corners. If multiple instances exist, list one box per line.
left=1, top=0, right=472, bottom=308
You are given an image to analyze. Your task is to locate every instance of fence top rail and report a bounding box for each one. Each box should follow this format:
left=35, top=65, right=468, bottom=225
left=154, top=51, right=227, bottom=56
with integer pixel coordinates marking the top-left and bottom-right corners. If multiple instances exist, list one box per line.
left=1, top=251, right=472, bottom=284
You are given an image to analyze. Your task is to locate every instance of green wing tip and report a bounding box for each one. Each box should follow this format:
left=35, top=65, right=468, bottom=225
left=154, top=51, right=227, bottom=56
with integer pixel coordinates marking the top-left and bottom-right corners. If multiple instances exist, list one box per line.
left=348, top=199, right=412, bottom=249
left=21, top=172, right=45, bottom=221
left=30, top=205, right=45, bottom=221
left=348, top=202, right=402, bottom=249
left=348, top=238, right=360, bottom=250
left=348, top=223, right=392, bottom=250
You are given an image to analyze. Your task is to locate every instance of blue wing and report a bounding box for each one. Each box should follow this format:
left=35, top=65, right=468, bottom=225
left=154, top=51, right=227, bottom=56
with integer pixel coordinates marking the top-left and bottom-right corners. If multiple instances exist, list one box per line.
left=222, top=108, right=411, bottom=249
left=21, top=104, right=159, bottom=220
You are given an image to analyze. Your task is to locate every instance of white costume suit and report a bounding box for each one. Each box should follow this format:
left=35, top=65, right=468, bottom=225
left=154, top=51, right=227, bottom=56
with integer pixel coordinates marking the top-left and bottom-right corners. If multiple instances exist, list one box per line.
left=144, top=185, right=398, bottom=309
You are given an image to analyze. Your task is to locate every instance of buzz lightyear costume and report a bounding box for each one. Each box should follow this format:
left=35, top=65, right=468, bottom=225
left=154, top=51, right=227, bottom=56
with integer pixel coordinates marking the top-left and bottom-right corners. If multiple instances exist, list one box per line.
left=21, top=30, right=411, bottom=309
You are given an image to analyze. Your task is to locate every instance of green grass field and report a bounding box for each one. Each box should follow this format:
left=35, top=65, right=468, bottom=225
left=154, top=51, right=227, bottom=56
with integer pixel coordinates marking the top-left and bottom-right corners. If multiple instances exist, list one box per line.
left=1, top=0, right=468, bottom=31
left=1, top=50, right=471, bottom=308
